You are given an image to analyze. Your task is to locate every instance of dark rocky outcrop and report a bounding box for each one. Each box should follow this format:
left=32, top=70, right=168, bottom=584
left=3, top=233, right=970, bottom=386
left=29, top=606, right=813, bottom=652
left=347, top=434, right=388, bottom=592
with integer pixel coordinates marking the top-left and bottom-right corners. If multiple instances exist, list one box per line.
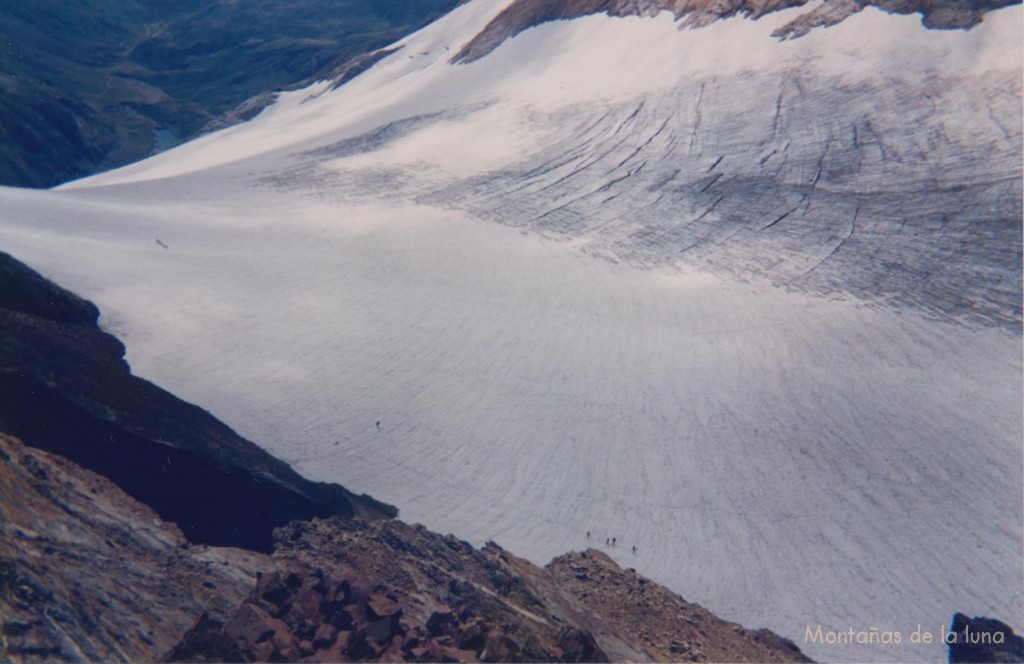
left=162, top=614, right=248, bottom=663
left=0, top=251, right=394, bottom=552
left=947, top=613, right=1024, bottom=663
left=327, top=47, right=405, bottom=92
left=541, top=549, right=812, bottom=662
left=203, top=45, right=404, bottom=136
left=165, top=516, right=813, bottom=662
left=451, top=0, right=1020, bottom=63
left=0, top=433, right=267, bottom=661
left=197, top=92, right=282, bottom=137
left=1, top=431, right=813, bottom=662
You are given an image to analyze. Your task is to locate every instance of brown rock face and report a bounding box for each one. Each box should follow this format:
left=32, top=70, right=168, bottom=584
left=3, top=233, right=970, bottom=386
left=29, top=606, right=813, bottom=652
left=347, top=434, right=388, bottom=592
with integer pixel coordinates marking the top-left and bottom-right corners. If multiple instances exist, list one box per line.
left=542, top=549, right=812, bottom=663
left=162, top=614, right=247, bottom=663
left=0, top=434, right=268, bottom=662
left=165, top=517, right=814, bottom=662
left=1, top=432, right=811, bottom=663
left=451, top=0, right=1019, bottom=63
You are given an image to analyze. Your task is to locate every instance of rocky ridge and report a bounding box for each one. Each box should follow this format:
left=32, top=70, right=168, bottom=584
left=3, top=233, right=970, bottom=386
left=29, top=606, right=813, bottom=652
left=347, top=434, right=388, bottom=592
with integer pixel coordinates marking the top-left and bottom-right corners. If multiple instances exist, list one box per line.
left=0, top=431, right=813, bottom=662
left=452, top=0, right=1019, bottom=63
left=177, top=516, right=813, bottom=663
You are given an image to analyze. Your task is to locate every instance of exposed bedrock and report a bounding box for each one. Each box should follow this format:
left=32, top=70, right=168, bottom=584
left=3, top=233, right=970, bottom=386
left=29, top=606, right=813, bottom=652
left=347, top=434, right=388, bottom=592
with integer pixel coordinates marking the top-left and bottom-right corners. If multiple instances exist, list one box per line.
left=452, top=0, right=1022, bottom=63
left=0, top=433, right=813, bottom=662
left=165, top=516, right=815, bottom=663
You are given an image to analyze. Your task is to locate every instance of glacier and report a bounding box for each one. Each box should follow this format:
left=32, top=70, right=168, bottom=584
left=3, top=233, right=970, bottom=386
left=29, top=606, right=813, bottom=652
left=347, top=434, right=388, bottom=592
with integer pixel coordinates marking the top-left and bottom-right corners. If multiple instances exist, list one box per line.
left=0, top=0, right=1021, bottom=660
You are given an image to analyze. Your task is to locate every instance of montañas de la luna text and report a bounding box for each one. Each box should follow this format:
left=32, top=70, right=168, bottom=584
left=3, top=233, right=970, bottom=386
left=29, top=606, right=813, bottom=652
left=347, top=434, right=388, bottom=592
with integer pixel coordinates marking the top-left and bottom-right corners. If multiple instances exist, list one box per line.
left=804, top=624, right=1007, bottom=646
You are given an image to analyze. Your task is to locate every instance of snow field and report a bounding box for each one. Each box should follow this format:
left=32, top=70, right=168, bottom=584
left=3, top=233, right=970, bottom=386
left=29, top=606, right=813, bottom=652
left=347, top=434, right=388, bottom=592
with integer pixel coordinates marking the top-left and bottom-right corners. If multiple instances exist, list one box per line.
left=2, top=0, right=1021, bottom=660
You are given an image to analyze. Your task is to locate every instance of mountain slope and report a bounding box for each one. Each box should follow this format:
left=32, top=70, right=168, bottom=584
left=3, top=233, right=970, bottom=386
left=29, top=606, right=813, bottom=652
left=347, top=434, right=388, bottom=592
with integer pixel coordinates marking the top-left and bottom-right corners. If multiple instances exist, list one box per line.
left=0, top=0, right=1020, bottom=660
left=0, top=0, right=463, bottom=188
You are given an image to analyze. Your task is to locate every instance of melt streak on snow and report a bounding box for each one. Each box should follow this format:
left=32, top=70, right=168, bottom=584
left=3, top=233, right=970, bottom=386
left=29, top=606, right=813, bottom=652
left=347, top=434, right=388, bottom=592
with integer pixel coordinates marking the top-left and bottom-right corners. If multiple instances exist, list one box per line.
left=2, top=0, right=1021, bottom=660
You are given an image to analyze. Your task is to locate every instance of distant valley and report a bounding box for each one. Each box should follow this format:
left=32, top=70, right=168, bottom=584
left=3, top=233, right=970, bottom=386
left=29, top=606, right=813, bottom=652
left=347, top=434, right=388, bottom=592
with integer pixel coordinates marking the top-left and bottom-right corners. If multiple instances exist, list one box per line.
left=0, top=0, right=462, bottom=188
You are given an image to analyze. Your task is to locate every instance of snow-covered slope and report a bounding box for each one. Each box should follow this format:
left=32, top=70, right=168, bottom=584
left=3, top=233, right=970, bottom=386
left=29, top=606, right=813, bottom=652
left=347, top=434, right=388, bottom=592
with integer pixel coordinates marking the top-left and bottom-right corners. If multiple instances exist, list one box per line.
left=1, top=0, right=1021, bottom=660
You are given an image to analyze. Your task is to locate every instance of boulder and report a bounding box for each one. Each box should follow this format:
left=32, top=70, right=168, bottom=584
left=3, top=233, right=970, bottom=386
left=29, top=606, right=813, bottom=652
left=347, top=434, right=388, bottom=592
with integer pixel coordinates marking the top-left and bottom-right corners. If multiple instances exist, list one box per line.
left=556, top=627, right=607, bottom=663
left=224, top=603, right=288, bottom=646
left=313, top=623, right=338, bottom=649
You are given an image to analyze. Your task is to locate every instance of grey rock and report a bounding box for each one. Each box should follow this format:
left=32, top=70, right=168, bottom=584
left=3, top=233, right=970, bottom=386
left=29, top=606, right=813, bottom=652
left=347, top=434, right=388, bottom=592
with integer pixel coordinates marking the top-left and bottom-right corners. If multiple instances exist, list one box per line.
left=452, top=0, right=1020, bottom=63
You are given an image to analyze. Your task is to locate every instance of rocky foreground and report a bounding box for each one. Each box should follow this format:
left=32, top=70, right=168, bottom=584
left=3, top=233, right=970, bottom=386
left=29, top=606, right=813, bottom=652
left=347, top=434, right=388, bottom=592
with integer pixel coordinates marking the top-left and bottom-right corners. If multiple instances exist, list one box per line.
left=173, top=516, right=814, bottom=663
left=0, top=433, right=810, bottom=663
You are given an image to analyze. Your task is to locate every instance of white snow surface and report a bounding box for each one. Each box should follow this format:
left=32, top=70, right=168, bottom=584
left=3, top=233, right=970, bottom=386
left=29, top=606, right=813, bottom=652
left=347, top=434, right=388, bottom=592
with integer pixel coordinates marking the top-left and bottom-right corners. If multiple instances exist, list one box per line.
left=3, top=1, right=1022, bottom=661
